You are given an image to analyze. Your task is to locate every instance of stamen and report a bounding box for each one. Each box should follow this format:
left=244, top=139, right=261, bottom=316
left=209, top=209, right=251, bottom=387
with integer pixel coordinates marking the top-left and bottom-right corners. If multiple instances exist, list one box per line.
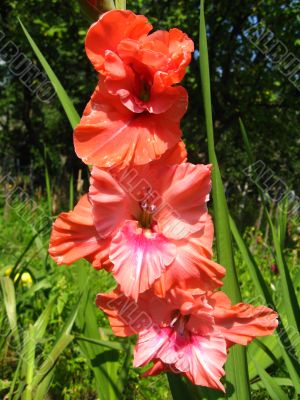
left=139, top=201, right=156, bottom=228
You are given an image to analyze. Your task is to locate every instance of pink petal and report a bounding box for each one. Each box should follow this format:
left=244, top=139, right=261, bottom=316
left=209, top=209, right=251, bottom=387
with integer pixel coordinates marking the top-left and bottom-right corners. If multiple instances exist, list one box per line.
left=180, top=334, right=226, bottom=391
left=134, top=327, right=172, bottom=367
left=48, top=195, right=109, bottom=266
left=209, top=292, right=278, bottom=346
left=73, top=81, right=187, bottom=169
left=89, top=167, right=131, bottom=238
left=135, top=325, right=227, bottom=392
left=96, top=289, right=153, bottom=337
left=110, top=220, right=176, bottom=300
left=158, top=232, right=225, bottom=293
left=155, top=163, right=212, bottom=240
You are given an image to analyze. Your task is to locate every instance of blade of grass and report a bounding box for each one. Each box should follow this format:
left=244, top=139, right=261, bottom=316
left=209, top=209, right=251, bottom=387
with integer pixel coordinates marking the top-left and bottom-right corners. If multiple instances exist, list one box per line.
left=21, top=325, right=36, bottom=400
left=251, top=377, right=293, bottom=390
left=251, top=356, right=289, bottom=400
left=31, top=333, right=73, bottom=388
left=7, top=349, right=22, bottom=400
left=34, top=370, right=54, bottom=400
left=199, top=2, right=250, bottom=398
left=30, top=294, right=82, bottom=392
left=278, top=197, right=288, bottom=250
left=69, top=174, right=74, bottom=211
left=11, top=228, right=46, bottom=278
left=0, top=277, right=20, bottom=346
left=19, top=20, right=80, bottom=129
left=266, top=210, right=300, bottom=343
left=44, top=164, right=52, bottom=215
left=34, top=296, right=57, bottom=341
left=167, top=374, right=196, bottom=400
left=252, top=339, right=282, bottom=372
left=76, top=276, right=121, bottom=400
left=75, top=335, right=125, bottom=351
left=230, top=214, right=300, bottom=391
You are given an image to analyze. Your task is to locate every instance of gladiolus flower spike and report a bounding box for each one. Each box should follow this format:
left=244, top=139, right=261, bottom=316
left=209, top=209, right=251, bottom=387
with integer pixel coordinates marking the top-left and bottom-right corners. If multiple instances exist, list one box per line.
left=49, top=9, right=278, bottom=392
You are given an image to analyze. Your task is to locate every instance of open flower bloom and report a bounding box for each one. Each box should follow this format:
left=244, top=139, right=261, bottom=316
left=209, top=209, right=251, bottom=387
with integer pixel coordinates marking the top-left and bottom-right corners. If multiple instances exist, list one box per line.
left=48, top=153, right=225, bottom=300
left=89, top=162, right=224, bottom=300
left=74, top=10, right=193, bottom=168
left=48, top=143, right=185, bottom=268
left=96, top=288, right=278, bottom=391
left=85, top=10, right=194, bottom=111
left=74, top=78, right=187, bottom=168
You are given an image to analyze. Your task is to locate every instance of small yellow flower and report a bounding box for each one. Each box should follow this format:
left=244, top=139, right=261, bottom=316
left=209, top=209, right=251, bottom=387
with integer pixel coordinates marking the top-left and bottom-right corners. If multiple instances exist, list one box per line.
left=4, top=267, right=12, bottom=277
left=4, top=268, right=32, bottom=287
left=19, top=272, right=33, bottom=287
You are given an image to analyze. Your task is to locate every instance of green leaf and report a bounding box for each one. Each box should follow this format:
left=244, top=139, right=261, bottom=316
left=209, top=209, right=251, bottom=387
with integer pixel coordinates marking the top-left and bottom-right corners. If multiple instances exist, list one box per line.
left=115, top=0, right=126, bottom=9
left=34, top=370, right=55, bottom=400
left=251, top=357, right=289, bottom=400
left=75, top=335, right=126, bottom=351
left=44, top=163, right=52, bottom=216
left=31, top=294, right=81, bottom=392
left=0, top=277, right=20, bottom=346
left=75, top=265, right=122, bottom=400
left=69, top=174, right=74, bottom=211
left=167, top=374, right=195, bottom=400
left=19, top=19, right=80, bottom=129
left=229, top=215, right=274, bottom=306
left=32, top=333, right=74, bottom=388
left=199, top=2, right=250, bottom=399
left=251, top=377, right=293, bottom=391
left=34, top=296, right=57, bottom=341
left=21, top=325, right=36, bottom=400
left=247, top=336, right=280, bottom=380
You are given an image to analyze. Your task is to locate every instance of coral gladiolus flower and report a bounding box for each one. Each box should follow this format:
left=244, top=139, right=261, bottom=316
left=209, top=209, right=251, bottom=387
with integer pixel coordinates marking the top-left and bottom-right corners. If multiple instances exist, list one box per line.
left=89, top=162, right=225, bottom=300
left=74, top=10, right=193, bottom=168
left=96, top=288, right=278, bottom=391
left=74, top=78, right=187, bottom=168
left=48, top=157, right=225, bottom=300
left=85, top=10, right=193, bottom=109
left=48, top=143, right=186, bottom=269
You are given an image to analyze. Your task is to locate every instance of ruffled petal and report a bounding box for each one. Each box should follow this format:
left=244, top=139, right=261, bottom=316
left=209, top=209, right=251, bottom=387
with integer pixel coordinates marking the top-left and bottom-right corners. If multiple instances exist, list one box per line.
left=48, top=194, right=109, bottom=266
left=134, top=327, right=172, bottom=367
left=85, top=10, right=152, bottom=72
left=89, top=167, right=132, bottom=238
left=96, top=289, right=153, bottom=336
left=156, top=229, right=225, bottom=294
left=180, top=334, right=226, bottom=391
left=74, top=81, right=187, bottom=169
left=135, top=325, right=227, bottom=392
left=209, top=292, right=278, bottom=346
left=109, top=220, right=176, bottom=300
left=154, top=163, right=212, bottom=240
